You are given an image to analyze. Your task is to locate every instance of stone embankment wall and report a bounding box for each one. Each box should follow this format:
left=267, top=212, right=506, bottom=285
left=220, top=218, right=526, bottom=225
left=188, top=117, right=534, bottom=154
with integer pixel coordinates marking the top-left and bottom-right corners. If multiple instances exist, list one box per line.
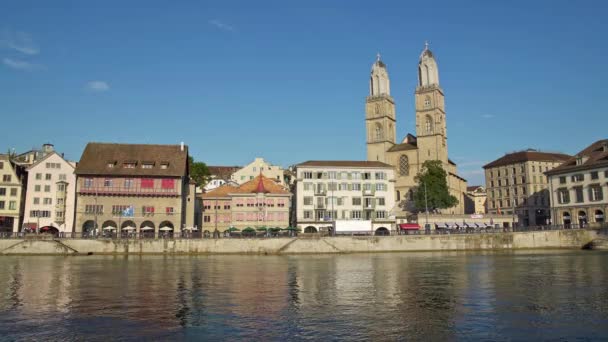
left=0, top=229, right=599, bottom=255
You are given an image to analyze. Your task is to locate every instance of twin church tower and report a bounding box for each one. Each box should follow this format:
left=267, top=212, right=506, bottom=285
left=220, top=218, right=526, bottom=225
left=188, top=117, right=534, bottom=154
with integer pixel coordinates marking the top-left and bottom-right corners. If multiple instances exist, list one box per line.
left=365, top=43, right=466, bottom=215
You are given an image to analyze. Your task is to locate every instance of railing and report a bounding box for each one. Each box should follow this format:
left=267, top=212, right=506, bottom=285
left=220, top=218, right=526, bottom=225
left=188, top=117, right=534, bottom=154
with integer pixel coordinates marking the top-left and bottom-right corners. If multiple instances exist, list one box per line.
left=78, top=186, right=179, bottom=196
left=314, top=189, right=326, bottom=196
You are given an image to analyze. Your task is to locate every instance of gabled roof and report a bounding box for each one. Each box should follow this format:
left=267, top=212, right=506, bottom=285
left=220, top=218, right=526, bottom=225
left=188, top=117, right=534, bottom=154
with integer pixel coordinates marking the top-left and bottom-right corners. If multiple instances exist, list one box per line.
left=75, top=143, right=188, bottom=177
left=546, top=139, right=608, bottom=175
left=483, top=150, right=571, bottom=169
left=26, top=151, right=75, bottom=171
left=296, top=160, right=393, bottom=168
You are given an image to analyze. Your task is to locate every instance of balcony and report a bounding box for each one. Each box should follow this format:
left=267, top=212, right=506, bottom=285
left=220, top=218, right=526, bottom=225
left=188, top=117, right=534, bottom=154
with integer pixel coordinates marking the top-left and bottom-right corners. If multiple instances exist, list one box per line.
left=363, top=189, right=375, bottom=196
left=314, top=189, right=326, bottom=196
left=78, top=186, right=179, bottom=197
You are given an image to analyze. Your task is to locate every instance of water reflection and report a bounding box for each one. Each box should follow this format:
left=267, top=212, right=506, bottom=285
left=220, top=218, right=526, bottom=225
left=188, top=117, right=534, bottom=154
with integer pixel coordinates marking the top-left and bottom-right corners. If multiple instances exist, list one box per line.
left=0, top=251, right=606, bottom=340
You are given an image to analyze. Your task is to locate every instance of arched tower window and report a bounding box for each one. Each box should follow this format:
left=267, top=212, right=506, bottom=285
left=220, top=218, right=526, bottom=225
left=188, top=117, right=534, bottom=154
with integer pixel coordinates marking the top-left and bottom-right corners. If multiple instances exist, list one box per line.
left=425, top=115, right=434, bottom=134
left=424, top=96, right=431, bottom=108
left=375, top=123, right=383, bottom=141
left=399, top=155, right=409, bottom=176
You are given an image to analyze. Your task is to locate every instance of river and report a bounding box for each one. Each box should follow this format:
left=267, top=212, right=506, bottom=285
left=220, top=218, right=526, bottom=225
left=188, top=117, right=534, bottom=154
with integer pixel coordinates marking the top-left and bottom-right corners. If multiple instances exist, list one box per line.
left=0, top=251, right=607, bottom=341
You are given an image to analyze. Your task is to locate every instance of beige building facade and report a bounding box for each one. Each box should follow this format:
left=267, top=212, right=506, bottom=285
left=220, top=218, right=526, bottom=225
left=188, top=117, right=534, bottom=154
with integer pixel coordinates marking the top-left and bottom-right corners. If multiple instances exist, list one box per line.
left=231, top=158, right=287, bottom=186
left=366, top=44, right=467, bottom=215
left=23, top=152, right=76, bottom=233
left=201, top=175, right=291, bottom=233
left=74, top=143, right=195, bottom=236
left=546, top=139, right=608, bottom=228
left=0, top=155, right=24, bottom=232
left=465, top=186, right=487, bottom=214
left=294, top=161, right=396, bottom=234
left=484, top=150, right=570, bottom=227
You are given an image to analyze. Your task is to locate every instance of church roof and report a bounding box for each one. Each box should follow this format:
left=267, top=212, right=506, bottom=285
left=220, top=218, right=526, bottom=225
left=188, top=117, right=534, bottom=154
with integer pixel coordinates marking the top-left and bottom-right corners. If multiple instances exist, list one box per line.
left=387, top=142, right=418, bottom=152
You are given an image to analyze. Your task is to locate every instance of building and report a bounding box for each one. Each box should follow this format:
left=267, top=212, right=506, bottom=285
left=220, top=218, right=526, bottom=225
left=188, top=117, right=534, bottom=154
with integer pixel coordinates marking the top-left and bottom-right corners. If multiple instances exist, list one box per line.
left=74, top=143, right=196, bottom=236
left=484, top=149, right=571, bottom=226
left=294, top=161, right=396, bottom=234
left=22, top=151, right=76, bottom=233
left=464, top=186, right=487, bottom=214
left=0, top=154, right=25, bottom=232
left=231, top=158, right=287, bottom=186
left=204, top=166, right=241, bottom=192
left=365, top=44, right=467, bottom=216
left=11, top=143, right=56, bottom=167
left=201, top=174, right=292, bottom=233
left=546, top=139, right=608, bottom=228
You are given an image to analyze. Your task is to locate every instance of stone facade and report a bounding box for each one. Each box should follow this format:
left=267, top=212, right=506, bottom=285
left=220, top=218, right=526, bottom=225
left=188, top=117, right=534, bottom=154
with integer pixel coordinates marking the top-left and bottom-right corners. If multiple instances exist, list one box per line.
left=366, top=45, right=467, bottom=215
left=546, top=140, right=608, bottom=228
left=465, top=186, right=487, bottom=214
left=294, top=161, right=396, bottom=233
left=484, top=150, right=571, bottom=227
left=23, top=152, right=76, bottom=233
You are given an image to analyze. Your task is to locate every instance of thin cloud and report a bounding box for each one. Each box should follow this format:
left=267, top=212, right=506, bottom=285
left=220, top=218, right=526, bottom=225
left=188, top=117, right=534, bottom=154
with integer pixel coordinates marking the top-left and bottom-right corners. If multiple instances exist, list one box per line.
left=0, top=29, right=39, bottom=55
left=481, top=114, right=495, bottom=119
left=2, top=57, right=42, bottom=71
left=209, top=19, right=235, bottom=32
left=86, top=81, right=110, bottom=92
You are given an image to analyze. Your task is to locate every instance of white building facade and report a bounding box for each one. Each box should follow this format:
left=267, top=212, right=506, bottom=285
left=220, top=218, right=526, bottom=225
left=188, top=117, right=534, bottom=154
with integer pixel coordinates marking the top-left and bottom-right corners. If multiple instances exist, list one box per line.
left=0, top=155, right=24, bottom=233
left=294, top=161, right=396, bottom=234
left=232, top=158, right=286, bottom=186
left=23, top=152, right=76, bottom=233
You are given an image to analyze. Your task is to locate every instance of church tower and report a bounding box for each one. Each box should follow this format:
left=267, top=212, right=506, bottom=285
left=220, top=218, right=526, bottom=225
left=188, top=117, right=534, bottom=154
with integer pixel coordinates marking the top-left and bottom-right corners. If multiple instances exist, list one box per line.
left=415, top=42, right=449, bottom=166
left=366, top=54, right=396, bottom=163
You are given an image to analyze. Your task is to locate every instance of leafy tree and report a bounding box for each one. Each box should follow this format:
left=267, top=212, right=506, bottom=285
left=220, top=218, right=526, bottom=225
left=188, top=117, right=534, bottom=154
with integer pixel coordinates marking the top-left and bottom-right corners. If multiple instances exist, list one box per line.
left=413, top=160, right=458, bottom=212
left=188, top=156, right=211, bottom=187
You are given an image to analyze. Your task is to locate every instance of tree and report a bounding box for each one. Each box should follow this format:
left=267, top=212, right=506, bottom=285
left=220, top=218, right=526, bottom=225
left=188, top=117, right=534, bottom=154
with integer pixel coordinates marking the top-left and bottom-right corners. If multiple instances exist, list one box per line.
left=413, top=160, right=458, bottom=212
left=188, top=156, right=211, bottom=187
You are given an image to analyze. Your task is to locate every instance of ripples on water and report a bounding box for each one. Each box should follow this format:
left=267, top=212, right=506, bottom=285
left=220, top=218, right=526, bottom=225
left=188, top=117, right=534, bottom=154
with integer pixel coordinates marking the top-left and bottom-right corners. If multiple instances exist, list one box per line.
left=0, top=251, right=607, bottom=341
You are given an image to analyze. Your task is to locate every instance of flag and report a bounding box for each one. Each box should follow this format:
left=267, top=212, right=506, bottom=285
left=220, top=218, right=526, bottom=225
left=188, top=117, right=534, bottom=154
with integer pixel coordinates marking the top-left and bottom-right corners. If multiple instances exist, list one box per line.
left=497, top=207, right=502, bottom=215
left=122, top=206, right=134, bottom=217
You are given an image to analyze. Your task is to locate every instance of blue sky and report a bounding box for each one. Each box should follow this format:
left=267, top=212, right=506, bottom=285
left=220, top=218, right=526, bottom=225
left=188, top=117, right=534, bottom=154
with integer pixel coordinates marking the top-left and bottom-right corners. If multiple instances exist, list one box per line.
left=1, top=0, right=607, bottom=185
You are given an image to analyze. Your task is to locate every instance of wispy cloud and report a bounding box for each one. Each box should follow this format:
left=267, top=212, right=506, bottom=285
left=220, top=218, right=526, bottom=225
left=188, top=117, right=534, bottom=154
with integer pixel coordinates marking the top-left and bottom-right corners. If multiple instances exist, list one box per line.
left=209, top=19, right=235, bottom=32
left=0, top=29, right=39, bottom=55
left=2, top=57, right=42, bottom=71
left=481, top=114, right=495, bottom=119
left=85, top=81, right=110, bottom=92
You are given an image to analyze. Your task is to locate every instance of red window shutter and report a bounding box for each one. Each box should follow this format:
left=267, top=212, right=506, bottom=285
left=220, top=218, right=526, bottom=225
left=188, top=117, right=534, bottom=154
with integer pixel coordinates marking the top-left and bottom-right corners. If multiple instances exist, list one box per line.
left=161, top=179, right=175, bottom=189
left=141, top=178, right=154, bottom=188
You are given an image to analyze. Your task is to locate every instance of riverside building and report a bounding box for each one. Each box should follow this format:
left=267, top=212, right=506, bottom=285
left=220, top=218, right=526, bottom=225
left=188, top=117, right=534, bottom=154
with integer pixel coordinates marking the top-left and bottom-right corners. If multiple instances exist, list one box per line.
left=0, top=154, right=24, bottom=232
left=74, top=143, right=196, bottom=236
left=546, top=139, right=608, bottom=228
left=294, top=161, right=396, bottom=234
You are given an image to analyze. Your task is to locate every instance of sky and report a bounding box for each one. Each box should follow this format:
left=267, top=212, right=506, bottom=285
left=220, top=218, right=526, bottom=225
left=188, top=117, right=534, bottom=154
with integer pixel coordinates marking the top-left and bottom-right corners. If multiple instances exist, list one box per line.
left=1, top=0, right=607, bottom=185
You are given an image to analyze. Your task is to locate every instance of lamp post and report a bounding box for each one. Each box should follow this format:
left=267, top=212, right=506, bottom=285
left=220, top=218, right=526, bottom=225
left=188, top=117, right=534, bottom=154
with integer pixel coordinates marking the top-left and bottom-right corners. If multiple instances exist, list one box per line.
left=424, top=182, right=429, bottom=224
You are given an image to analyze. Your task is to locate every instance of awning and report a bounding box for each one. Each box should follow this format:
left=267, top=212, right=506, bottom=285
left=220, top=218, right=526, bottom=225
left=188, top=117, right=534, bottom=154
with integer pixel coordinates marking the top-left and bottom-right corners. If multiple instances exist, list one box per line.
left=399, top=223, right=420, bottom=230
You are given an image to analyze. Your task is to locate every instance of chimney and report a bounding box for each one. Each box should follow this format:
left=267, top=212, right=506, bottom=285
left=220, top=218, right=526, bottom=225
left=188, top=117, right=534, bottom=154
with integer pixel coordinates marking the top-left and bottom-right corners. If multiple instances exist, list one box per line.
left=180, top=142, right=184, bottom=151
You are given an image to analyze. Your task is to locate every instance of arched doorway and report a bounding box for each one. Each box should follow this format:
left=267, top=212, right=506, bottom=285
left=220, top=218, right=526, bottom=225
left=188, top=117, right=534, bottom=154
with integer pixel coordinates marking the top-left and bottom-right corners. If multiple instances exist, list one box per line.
left=375, top=227, right=390, bottom=236
left=140, top=220, right=155, bottom=238
left=578, top=210, right=587, bottom=228
left=102, top=220, right=118, bottom=237
left=159, top=221, right=174, bottom=238
left=304, top=226, right=317, bottom=233
left=563, top=212, right=571, bottom=228
left=82, top=220, right=96, bottom=236
left=595, top=210, right=605, bottom=223
left=40, top=226, right=59, bottom=235
left=121, top=220, right=136, bottom=236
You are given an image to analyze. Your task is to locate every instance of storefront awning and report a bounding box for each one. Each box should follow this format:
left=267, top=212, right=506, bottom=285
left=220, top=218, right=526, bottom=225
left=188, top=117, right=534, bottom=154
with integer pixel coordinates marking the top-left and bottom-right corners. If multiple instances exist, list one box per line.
left=399, top=223, right=420, bottom=230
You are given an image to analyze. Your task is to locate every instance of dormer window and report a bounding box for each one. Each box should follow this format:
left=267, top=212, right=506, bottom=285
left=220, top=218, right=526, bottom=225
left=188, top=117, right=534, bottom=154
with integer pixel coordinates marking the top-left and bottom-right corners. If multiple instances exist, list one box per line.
left=160, top=162, right=169, bottom=170
left=123, top=162, right=136, bottom=169
left=107, top=161, right=117, bottom=168
left=576, top=157, right=583, bottom=166
left=142, top=162, right=155, bottom=169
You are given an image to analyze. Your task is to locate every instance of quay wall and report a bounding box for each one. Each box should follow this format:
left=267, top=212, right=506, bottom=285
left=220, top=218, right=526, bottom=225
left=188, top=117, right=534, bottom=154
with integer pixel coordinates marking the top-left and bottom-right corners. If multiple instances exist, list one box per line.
left=0, top=229, right=599, bottom=255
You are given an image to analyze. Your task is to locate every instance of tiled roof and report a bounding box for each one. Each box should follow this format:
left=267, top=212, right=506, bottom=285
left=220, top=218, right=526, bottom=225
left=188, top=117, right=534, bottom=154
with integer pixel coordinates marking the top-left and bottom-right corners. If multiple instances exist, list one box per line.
left=546, top=139, right=608, bottom=175
left=296, top=160, right=393, bottom=168
left=201, top=175, right=290, bottom=198
left=201, top=184, right=241, bottom=198
left=75, top=142, right=188, bottom=177
left=483, top=150, right=571, bottom=169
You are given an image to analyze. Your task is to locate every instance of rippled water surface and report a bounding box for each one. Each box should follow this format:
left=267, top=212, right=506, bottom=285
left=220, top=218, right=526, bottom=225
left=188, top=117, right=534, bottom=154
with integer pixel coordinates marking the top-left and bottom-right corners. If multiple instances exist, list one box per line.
left=0, top=251, right=607, bottom=341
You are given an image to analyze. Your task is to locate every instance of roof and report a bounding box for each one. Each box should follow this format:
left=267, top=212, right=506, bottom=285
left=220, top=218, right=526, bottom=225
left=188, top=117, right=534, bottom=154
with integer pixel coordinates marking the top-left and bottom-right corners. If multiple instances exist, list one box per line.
left=448, top=159, right=456, bottom=165
left=208, top=166, right=240, bottom=178
left=467, top=185, right=485, bottom=193
left=546, top=139, right=608, bottom=175
left=483, top=150, right=571, bottom=169
left=75, top=142, right=189, bottom=177
left=387, top=142, right=418, bottom=152
left=449, top=171, right=467, bottom=182
left=201, top=174, right=290, bottom=198
left=296, top=160, right=393, bottom=168
left=25, top=151, right=75, bottom=171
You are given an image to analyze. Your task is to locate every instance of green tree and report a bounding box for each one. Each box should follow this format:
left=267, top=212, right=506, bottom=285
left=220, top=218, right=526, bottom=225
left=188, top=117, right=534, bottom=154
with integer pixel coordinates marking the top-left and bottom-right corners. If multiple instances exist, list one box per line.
left=413, top=160, right=458, bottom=212
left=188, top=156, right=211, bottom=187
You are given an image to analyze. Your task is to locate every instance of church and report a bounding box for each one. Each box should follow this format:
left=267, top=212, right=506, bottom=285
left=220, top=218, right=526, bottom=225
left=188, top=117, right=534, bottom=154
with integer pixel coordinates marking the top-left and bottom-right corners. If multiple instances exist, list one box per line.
left=365, top=43, right=467, bottom=215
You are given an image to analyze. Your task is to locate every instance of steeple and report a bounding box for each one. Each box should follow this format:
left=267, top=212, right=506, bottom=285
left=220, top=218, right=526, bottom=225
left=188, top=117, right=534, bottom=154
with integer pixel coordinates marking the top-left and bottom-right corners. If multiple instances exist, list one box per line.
left=254, top=174, right=267, bottom=194
left=370, top=53, right=391, bottom=96
left=418, top=41, right=440, bottom=88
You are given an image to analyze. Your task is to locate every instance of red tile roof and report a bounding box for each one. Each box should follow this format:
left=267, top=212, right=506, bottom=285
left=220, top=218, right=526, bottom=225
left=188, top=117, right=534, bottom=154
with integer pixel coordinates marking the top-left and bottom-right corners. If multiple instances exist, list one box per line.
left=483, top=150, right=571, bottom=169
left=546, top=139, right=608, bottom=175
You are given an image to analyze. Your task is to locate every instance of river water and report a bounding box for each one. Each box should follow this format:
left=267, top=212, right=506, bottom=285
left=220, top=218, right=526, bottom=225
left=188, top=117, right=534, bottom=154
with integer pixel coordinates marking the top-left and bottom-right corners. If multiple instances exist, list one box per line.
left=0, top=251, right=607, bottom=341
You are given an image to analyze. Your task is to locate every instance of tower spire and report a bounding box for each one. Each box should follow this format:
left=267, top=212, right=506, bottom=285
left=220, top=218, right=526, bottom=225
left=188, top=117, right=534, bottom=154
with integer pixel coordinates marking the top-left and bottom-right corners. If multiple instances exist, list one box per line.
left=376, top=52, right=381, bottom=62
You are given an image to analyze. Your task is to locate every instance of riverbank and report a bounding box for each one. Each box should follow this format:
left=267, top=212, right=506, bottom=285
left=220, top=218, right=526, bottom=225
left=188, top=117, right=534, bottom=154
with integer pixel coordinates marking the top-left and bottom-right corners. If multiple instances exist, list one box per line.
left=0, top=229, right=599, bottom=255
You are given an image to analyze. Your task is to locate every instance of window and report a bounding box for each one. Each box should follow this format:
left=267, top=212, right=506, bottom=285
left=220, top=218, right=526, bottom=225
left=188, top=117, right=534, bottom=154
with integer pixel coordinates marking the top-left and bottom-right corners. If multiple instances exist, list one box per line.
left=44, top=185, right=50, bottom=192
left=328, top=182, right=337, bottom=191
left=375, top=172, right=385, bottom=180
left=328, top=171, right=337, bottom=179
left=559, top=176, right=566, bottom=184
left=425, top=115, right=433, bottom=134
left=0, top=201, right=4, bottom=209
left=57, top=198, right=64, bottom=205
left=160, top=162, right=169, bottom=169
left=161, top=179, right=175, bottom=189
left=589, top=185, right=603, bottom=202
left=43, top=198, right=52, bottom=205
left=303, top=211, right=312, bottom=219
left=57, top=184, right=65, bottom=191
left=107, top=162, right=115, bottom=168
left=142, top=206, right=155, bottom=215
left=123, top=162, right=136, bottom=169
left=142, top=162, right=154, bottom=169
left=141, top=179, right=154, bottom=188
left=303, top=197, right=313, bottom=205
left=399, top=155, right=409, bottom=176
left=56, top=211, right=64, bottom=218
left=574, top=186, right=584, bottom=203
left=124, top=179, right=133, bottom=188
left=363, top=172, right=371, bottom=180
left=3, top=175, right=11, bottom=182
left=84, top=178, right=93, bottom=188
left=35, top=173, right=42, bottom=180
left=605, top=170, right=608, bottom=178
left=591, top=171, right=599, bottom=180
left=84, top=205, right=103, bottom=214
left=376, top=183, right=386, bottom=191
left=532, top=166, right=536, bottom=172
left=352, top=172, right=361, bottom=180
left=104, top=179, right=112, bottom=187
left=351, top=210, right=362, bottom=219
left=0, top=162, right=3, bottom=169
left=498, top=180, right=502, bottom=187
left=376, top=211, right=386, bottom=219
left=303, top=172, right=313, bottom=179
left=339, top=183, right=348, bottom=191
left=166, top=207, right=175, bottom=215
left=45, top=173, right=51, bottom=180
left=424, top=96, right=431, bottom=108
left=352, top=183, right=361, bottom=191
left=558, top=189, right=570, bottom=204
left=571, top=174, right=584, bottom=182
left=378, top=197, right=385, bottom=206
left=203, top=215, right=211, bottom=223
left=352, top=197, right=362, bottom=205
left=223, top=203, right=230, bottom=210
left=8, top=201, right=16, bottom=210
left=33, top=197, right=40, bottom=205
